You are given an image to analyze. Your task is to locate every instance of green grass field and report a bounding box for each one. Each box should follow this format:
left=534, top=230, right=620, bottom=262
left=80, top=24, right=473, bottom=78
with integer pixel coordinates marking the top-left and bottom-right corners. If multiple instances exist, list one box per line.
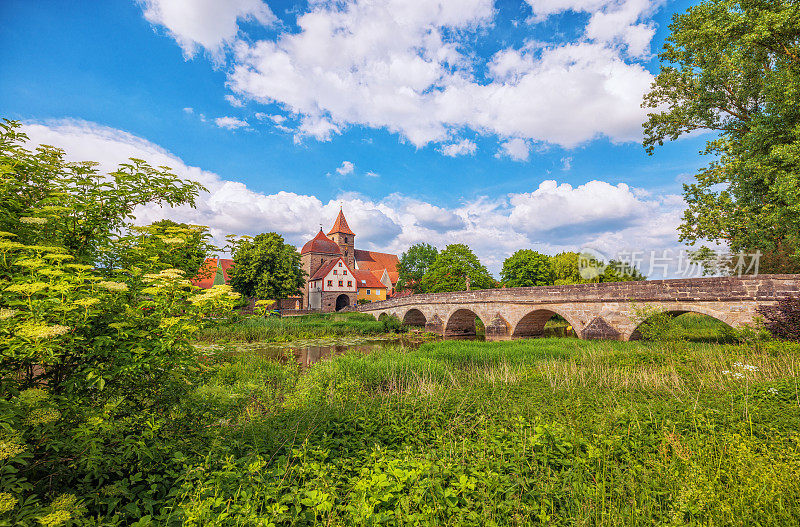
left=195, top=311, right=402, bottom=342
left=159, top=333, right=800, bottom=525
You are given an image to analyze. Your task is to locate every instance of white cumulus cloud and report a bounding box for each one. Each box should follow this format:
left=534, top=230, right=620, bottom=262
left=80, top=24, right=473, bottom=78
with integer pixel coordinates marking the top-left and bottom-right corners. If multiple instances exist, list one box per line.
left=440, top=139, right=477, bottom=157
left=18, top=119, right=687, bottom=275
left=336, top=161, right=355, bottom=176
left=497, top=138, right=530, bottom=162
left=134, top=0, right=659, bottom=151
left=214, top=116, right=249, bottom=129
left=139, top=0, right=276, bottom=59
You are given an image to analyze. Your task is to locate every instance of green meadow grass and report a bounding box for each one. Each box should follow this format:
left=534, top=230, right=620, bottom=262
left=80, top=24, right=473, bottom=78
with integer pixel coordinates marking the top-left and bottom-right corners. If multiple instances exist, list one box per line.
left=163, top=335, right=800, bottom=525
left=195, top=311, right=398, bottom=342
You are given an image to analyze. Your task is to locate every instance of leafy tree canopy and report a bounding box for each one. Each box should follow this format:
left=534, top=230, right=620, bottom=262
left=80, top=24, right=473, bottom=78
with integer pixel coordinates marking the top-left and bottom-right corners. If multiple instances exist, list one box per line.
left=500, top=249, right=555, bottom=287
left=420, top=244, right=495, bottom=293
left=601, top=259, right=647, bottom=283
left=228, top=232, right=306, bottom=300
left=397, top=242, right=438, bottom=293
left=643, top=0, right=800, bottom=272
left=551, top=252, right=584, bottom=285
left=0, top=120, right=206, bottom=265
left=551, top=251, right=646, bottom=284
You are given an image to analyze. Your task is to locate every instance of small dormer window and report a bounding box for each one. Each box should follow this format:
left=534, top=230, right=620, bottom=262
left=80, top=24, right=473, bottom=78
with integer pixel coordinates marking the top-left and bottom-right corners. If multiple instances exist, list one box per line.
left=344, top=236, right=348, bottom=244
left=338, top=262, right=342, bottom=267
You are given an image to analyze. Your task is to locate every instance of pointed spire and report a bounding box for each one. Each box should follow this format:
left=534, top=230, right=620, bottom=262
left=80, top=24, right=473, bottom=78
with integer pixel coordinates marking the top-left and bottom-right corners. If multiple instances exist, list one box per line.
left=328, top=208, right=355, bottom=236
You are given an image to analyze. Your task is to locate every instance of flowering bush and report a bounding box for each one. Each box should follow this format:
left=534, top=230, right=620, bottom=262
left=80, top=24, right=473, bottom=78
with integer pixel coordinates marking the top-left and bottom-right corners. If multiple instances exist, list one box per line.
left=0, top=119, right=239, bottom=524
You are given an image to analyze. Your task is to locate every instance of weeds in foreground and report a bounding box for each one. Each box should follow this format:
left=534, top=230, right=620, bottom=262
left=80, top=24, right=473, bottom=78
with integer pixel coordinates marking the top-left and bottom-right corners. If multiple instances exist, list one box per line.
left=167, top=338, right=800, bottom=525
left=8, top=337, right=800, bottom=525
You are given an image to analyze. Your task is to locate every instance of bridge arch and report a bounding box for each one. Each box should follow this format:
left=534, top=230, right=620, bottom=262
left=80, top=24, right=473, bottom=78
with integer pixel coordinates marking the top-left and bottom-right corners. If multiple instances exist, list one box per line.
left=402, top=308, right=427, bottom=326
left=512, top=308, right=580, bottom=338
left=625, top=305, right=735, bottom=341
left=444, top=308, right=484, bottom=337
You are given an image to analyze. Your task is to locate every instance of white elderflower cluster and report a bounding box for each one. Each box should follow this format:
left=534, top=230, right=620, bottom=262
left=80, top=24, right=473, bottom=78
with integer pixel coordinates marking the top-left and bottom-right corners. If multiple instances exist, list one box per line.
left=43, top=252, right=73, bottom=262
left=74, top=298, right=100, bottom=308
left=0, top=308, right=15, bottom=320
left=19, top=217, right=47, bottom=224
left=97, top=281, right=129, bottom=292
left=16, top=322, right=71, bottom=340
left=190, top=284, right=241, bottom=304
left=144, top=268, right=187, bottom=283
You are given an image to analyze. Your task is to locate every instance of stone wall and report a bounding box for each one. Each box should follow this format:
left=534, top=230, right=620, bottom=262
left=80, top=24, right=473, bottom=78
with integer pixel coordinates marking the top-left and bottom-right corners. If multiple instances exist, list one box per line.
left=319, top=291, right=357, bottom=312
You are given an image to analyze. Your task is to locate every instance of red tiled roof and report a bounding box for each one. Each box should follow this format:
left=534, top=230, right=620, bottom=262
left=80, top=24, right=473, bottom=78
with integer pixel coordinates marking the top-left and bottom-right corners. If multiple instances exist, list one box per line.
left=219, top=259, right=234, bottom=282
left=192, top=258, right=218, bottom=288
left=301, top=229, right=342, bottom=255
left=354, top=249, right=399, bottom=283
left=327, top=209, right=355, bottom=236
left=309, top=257, right=354, bottom=281
left=354, top=269, right=386, bottom=289
left=191, top=258, right=234, bottom=288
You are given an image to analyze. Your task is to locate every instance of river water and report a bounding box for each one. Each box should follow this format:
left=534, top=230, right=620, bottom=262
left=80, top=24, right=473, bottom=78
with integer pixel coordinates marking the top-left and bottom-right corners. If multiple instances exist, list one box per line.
left=200, top=326, right=575, bottom=370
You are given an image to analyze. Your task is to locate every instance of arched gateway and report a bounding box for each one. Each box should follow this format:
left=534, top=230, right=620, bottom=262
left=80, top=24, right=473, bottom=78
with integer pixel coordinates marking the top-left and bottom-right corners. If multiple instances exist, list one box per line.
left=356, top=275, right=799, bottom=341
left=335, top=294, right=350, bottom=311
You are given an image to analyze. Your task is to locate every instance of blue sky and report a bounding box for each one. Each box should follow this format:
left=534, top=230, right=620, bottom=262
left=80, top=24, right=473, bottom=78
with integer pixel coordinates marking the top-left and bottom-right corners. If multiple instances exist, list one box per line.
left=0, top=0, right=712, bottom=276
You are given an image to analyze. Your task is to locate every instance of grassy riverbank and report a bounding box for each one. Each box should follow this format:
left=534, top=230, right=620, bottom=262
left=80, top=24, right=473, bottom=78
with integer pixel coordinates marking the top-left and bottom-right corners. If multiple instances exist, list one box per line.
left=146, top=336, right=800, bottom=525
left=195, top=312, right=404, bottom=343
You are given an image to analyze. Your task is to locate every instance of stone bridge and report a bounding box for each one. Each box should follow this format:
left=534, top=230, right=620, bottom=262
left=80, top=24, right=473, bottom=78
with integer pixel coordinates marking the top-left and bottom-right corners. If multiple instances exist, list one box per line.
left=357, top=275, right=800, bottom=340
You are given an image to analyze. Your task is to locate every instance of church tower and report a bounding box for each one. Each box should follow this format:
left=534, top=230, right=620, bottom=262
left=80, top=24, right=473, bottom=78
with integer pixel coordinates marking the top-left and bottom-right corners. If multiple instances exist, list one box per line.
left=328, top=208, right=355, bottom=269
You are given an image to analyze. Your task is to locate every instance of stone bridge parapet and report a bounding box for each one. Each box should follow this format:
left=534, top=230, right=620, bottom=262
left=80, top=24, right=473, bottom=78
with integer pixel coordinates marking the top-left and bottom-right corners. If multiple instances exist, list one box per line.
left=357, top=275, right=800, bottom=340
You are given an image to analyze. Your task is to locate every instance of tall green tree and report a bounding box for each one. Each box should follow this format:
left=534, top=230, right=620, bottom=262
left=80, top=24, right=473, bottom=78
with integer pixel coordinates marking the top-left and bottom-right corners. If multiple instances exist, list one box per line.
left=419, top=244, right=495, bottom=293
left=643, top=0, right=800, bottom=272
left=228, top=233, right=306, bottom=300
left=551, top=251, right=645, bottom=284
left=500, top=249, right=555, bottom=287
left=551, top=252, right=583, bottom=285
left=601, top=259, right=647, bottom=283
left=397, top=242, right=438, bottom=293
